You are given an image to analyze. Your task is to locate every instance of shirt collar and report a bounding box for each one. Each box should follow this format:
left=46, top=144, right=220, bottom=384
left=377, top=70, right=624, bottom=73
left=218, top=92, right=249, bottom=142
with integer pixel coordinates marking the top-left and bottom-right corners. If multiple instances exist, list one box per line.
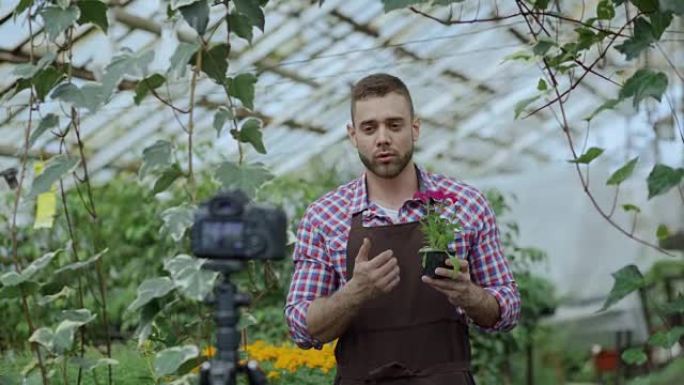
left=350, top=164, right=436, bottom=215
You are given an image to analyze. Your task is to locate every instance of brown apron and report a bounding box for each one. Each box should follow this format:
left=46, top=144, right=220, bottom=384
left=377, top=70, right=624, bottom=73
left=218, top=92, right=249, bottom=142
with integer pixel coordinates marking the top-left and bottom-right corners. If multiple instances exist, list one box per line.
left=334, top=213, right=475, bottom=385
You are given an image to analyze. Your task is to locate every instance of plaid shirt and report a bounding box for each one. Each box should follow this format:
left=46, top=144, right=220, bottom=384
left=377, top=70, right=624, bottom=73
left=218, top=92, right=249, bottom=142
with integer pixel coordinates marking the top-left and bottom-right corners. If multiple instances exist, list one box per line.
left=285, top=166, right=520, bottom=349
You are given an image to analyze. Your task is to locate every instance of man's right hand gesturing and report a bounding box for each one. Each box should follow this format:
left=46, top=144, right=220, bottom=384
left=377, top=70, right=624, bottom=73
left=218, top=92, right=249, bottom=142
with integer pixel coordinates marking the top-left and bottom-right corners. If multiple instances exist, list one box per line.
left=348, top=237, right=400, bottom=303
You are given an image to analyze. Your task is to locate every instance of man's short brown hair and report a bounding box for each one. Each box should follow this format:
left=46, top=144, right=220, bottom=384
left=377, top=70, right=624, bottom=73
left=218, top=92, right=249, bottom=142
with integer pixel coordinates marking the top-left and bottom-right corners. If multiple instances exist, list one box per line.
left=351, top=73, right=414, bottom=123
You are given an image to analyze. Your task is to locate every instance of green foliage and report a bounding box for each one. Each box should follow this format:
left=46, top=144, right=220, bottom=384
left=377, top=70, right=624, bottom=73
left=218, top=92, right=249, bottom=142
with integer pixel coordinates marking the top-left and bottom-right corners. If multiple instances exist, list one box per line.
left=179, top=0, right=209, bottom=36
left=619, top=69, right=669, bottom=108
left=214, top=161, right=274, bottom=198
left=227, top=73, right=258, bottom=110
left=607, top=157, right=639, bottom=185
left=514, top=95, right=540, bottom=119
left=29, top=155, right=79, bottom=197
left=197, top=43, right=230, bottom=85
left=600, top=265, right=645, bottom=311
left=77, top=1, right=109, bottom=33
left=134, top=74, right=166, bottom=105
left=236, top=118, right=267, bottom=154
left=154, top=345, right=198, bottom=377
left=213, top=106, right=234, bottom=137
left=569, top=147, right=604, bottom=164
left=233, top=0, right=266, bottom=31
left=646, top=164, right=684, bottom=199
left=39, top=5, right=80, bottom=42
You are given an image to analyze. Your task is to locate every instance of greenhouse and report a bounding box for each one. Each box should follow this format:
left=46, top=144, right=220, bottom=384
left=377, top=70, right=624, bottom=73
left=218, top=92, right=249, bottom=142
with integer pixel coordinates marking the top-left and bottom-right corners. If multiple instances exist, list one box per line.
left=0, top=0, right=683, bottom=384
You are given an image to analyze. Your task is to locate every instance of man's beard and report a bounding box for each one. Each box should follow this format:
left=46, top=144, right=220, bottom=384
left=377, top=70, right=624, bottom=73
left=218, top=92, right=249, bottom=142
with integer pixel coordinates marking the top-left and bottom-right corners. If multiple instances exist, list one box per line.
left=358, top=146, right=413, bottom=179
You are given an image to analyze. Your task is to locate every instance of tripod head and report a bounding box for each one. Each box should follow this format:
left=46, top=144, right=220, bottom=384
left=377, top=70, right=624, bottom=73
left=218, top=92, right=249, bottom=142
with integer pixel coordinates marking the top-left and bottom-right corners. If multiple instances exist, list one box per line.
left=199, top=260, right=268, bottom=385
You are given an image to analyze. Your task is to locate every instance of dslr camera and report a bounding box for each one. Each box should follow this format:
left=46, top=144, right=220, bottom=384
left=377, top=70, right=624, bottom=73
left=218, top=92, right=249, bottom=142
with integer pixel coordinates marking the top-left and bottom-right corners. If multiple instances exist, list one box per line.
left=191, top=190, right=287, bottom=260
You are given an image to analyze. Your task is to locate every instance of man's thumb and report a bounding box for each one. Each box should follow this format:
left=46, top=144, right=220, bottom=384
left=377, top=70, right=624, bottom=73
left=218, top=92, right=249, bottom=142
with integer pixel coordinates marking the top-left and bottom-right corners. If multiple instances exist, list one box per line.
left=356, top=238, right=370, bottom=262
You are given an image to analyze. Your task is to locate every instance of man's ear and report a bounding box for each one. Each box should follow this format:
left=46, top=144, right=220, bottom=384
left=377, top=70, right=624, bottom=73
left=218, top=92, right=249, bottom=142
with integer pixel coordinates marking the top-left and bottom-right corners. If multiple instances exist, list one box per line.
left=412, top=117, right=421, bottom=142
left=347, top=122, right=357, bottom=148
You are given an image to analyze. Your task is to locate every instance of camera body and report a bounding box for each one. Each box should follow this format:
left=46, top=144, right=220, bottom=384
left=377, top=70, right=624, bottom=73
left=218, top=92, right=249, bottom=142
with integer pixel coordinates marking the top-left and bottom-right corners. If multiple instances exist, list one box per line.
left=191, top=190, right=287, bottom=260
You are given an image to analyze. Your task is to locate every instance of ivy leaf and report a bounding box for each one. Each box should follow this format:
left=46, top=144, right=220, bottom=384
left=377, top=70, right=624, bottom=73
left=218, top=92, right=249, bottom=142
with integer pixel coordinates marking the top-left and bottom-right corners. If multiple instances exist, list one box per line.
left=134, top=300, right=161, bottom=346
left=168, top=42, right=200, bottom=79
left=599, top=265, right=644, bottom=312
left=134, top=74, right=166, bottom=105
left=597, top=0, right=615, bottom=19
left=660, top=0, right=684, bottom=14
left=214, top=162, right=274, bottom=197
left=33, top=67, right=65, bottom=102
left=229, top=13, right=254, bottom=43
left=607, top=157, right=638, bottom=185
left=153, top=164, right=184, bottom=194
left=622, top=204, right=641, bottom=213
left=646, top=164, right=684, bottom=199
left=631, top=0, right=659, bottom=13
left=213, top=106, right=233, bottom=137
left=37, top=286, right=74, bottom=306
left=179, top=0, right=209, bottom=36
left=29, top=114, right=59, bottom=149
left=28, top=328, right=54, bottom=351
left=622, top=348, right=647, bottom=365
left=238, top=118, right=266, bottom=154
left=382, top=0, right=424, bottom=12
left=140, top=140, right=173, bottom=178
left=39, top=5, right=80, bottom=41
left=127, top=277, right=175, bottom=312
left=163, top=254, right=217, bottom=301
left=227, top=73, right=257, bottom=110
left=656, top=224, right=670, bottom=240
left=615, top=18, right=656, bottom=60
left=154, top=345, right=199, bottom=377
left=160, top=204, right=195, bottom=242
left=537, top=79, right=547, bottom=91
left=233, top=0, right=265, bottom=31
left=102, top=50, right=154, bottom=93
left=22, top=250, right=62, bottom=281
left=569, top=147, right=604, bottom=164
left=29, top=155, right=80, bottom=197
left=13, top=52, right=57, bottom=79
left=584, top=98, right=622, bottom=121
left=197, top=44, right=229, bottom=85
left=77, top=1, right=108, bottom=33
left=619, top=69, right=668, bottom=108
left=53, top=310, right=96, bottom=353
left=14, top=0, right=34, bottom=16
left=51, top=82, right=107, bottom=112
left=54, top=249, right=107, bottom=276
left=533, top=40, right=555, bottom=56
left=648, top=11, right=673, bottom=39
left=514, top=95, right=540, bottom=119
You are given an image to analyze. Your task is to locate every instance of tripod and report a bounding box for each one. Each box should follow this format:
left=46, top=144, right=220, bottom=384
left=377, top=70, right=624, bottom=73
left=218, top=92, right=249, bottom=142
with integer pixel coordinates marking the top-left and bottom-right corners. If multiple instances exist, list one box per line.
left=199, top=260, right=268, bottom=385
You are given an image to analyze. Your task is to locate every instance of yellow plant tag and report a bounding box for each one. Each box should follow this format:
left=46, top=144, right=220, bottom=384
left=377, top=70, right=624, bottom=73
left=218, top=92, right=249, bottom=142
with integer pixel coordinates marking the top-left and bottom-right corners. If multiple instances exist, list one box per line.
left=33, top=161, right=57, bottom=229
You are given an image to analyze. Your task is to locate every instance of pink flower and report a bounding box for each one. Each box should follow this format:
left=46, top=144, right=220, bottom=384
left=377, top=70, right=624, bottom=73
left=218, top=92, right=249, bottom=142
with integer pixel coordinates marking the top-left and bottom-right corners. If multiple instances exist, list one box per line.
left=413, top=190, right=457, bottom=204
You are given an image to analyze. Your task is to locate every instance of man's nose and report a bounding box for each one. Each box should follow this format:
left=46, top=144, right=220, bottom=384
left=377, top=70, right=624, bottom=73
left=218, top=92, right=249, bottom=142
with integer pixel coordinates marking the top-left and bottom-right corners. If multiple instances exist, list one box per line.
left=376, top=126, right=391, bottom=146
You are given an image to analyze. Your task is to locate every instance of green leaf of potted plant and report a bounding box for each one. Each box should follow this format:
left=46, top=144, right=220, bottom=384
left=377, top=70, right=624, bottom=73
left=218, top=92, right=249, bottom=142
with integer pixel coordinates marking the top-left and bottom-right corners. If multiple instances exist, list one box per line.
left=413, top=190, right=462, bottom=279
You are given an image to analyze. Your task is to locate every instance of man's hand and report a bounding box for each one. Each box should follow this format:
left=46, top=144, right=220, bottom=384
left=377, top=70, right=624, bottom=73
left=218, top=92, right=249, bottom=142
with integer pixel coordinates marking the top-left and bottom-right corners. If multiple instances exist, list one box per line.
left=348, top=237, right=400, bottom=304
left=421, top=258, right=483, bottom=308
left=421, top=258, right=501, bottom=328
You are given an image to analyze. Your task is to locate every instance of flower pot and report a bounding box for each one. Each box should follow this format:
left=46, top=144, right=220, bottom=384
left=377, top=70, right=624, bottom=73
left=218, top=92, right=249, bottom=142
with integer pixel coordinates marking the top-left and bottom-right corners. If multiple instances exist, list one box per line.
left=419, top=248, right=449, bottom=279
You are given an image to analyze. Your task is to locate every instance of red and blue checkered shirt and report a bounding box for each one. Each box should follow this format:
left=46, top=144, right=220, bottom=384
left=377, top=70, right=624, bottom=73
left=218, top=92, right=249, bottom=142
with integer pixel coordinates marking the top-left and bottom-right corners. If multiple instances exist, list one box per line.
left=285, top=166, right=521, bottom=349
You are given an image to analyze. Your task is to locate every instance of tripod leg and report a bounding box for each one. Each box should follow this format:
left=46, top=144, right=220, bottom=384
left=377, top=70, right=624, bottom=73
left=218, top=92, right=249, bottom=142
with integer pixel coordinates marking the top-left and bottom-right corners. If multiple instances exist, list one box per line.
left=242, top=360, right=269, bottom=385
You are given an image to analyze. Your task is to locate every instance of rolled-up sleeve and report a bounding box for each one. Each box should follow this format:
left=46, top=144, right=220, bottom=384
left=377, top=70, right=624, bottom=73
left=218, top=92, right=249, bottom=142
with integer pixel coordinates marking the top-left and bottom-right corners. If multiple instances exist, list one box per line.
left=468, top=192, right=521, bottom=332
left=284, top=206, right=340, bottom=349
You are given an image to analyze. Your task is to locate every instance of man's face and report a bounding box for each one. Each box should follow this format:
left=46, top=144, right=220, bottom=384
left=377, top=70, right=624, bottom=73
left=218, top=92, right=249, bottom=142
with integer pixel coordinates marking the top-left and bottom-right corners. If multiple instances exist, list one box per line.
left=348, top=92, right=420, bottom=179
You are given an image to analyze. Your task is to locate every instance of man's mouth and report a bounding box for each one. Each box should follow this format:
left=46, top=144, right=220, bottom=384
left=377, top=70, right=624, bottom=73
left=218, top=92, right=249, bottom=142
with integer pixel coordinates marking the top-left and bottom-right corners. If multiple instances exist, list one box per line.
left=376, top=152, right=396, bottom=162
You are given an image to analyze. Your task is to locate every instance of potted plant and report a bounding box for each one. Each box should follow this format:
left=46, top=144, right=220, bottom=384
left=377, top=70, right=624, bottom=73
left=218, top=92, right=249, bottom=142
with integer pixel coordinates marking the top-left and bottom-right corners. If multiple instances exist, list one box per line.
left=413, top=190, right=462, bottom=279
